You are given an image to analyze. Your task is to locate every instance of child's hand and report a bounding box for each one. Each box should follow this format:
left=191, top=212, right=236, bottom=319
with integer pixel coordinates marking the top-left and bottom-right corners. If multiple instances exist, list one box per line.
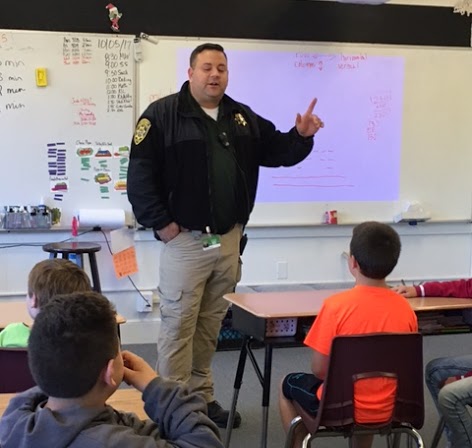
left=122, top=350, right=158, bottom=392
left=392, top=285, right=418, bottom=298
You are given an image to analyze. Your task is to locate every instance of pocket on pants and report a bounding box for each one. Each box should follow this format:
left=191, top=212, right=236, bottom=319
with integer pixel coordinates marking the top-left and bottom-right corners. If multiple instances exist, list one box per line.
left=158, top=287, right=183, bottom=330
left=158, top=287, right=182, bottom=304
left=157, top=288, right=182, bottom=319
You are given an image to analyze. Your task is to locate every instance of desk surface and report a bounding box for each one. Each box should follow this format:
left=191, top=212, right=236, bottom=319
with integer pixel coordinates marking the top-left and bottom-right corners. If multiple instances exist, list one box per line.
left=0, top=388, right=146, bottom=419
left=224, top=290, right=472, bottom=318
left=0, top=301, right=126, bottom=329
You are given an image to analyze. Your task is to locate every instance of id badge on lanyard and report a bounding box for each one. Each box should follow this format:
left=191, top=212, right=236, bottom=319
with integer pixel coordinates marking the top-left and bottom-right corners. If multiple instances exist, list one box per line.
left=202, top=226, right=221, bottom=251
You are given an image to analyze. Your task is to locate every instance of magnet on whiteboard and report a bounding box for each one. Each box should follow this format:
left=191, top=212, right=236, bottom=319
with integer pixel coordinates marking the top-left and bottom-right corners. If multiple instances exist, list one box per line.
left=35, top=68, right=48, bottom=87
left=133, top=37, right=143, bottom=62
left=393, top=201, right=431, bottom=224
left=139, top=32, right=157, bottom=44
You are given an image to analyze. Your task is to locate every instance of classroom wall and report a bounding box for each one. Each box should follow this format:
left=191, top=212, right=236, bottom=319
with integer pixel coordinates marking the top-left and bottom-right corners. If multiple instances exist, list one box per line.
left=1, top=0, right=471, bottom=344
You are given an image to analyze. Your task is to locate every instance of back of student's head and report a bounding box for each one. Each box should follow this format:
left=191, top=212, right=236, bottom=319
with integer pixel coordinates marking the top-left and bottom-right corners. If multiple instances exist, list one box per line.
left=28, top=291, right=118, bottom=398
left=27, top=259, right=92, bottom=308
left=350, top=221, right=401, bottom=280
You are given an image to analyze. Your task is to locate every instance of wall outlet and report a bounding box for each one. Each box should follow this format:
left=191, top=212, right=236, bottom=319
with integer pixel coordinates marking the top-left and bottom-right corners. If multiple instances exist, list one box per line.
left=276, top=261, right=288, bottom=280
left=136, top=291, right=153, bottom=313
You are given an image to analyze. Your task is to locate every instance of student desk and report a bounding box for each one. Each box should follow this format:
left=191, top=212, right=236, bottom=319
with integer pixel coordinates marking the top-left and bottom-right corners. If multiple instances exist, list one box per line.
left=0, top=388, right=146, bottom=419
left=0, top=301, right=127, bottom=337
left=222, top=290, right=472, bottom=448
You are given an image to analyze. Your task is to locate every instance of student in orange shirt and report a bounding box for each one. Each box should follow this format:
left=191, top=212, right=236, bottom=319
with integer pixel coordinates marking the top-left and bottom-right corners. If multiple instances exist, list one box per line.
left=278, top=221, right=418, bottom=448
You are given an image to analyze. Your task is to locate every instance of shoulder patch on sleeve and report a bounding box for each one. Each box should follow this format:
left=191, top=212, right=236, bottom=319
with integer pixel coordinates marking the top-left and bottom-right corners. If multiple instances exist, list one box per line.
left=133, top=118, right=152, bottom=145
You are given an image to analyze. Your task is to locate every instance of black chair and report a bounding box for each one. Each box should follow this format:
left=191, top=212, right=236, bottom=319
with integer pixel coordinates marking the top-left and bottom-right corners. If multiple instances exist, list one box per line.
left=0, top=348, right=36, bottom=393
left=285, top=333, right=424, bottom=448
left=42, top=242, right=102, bottom=292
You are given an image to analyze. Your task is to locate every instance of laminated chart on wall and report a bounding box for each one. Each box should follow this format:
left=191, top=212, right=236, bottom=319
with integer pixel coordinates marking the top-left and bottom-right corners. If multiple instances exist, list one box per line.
left=76, top=142, right=129, bottom=201
left=0, top=30, right=135, bottom=226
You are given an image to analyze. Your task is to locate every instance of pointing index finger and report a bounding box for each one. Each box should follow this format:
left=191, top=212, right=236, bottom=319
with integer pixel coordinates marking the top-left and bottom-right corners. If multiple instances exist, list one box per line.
left=306, top=98, right=318, bottom=115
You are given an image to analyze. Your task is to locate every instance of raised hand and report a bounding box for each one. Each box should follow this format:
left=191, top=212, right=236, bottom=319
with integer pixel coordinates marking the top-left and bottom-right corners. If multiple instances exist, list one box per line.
left=295, top=98, right=324, bottom=137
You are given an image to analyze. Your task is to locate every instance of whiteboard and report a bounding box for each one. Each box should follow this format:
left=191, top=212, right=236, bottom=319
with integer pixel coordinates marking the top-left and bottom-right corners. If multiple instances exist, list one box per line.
left=137, top=36, right=472, bottom=225
left=0, top=30, right=135, bottom=227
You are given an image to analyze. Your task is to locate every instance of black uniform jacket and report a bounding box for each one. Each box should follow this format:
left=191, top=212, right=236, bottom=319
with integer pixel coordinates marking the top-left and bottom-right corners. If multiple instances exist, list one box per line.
left=127, top=81, right=314, bottom=232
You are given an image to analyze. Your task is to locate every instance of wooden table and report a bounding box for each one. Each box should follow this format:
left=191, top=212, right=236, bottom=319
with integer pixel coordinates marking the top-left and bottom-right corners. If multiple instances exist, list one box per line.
left=226, top=290, right=472, bottom=319
left=0, top=388, right=146, bottom=419
left=0, top=301, right=126, bottom=334
left=222, top=289, right=472, bottom=448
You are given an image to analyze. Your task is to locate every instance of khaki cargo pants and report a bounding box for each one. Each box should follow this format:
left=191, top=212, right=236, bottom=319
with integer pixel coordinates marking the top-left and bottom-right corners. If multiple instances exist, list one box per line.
left=156, top=225, right=242, bottom=403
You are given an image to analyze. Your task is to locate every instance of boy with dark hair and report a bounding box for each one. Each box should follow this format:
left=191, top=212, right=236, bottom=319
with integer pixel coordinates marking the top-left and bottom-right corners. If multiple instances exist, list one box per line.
left=279, top=221, right=418, bottom=448
left=0, top=291, right=223, bottom=448
left=0, top=258, right=92, bottom=347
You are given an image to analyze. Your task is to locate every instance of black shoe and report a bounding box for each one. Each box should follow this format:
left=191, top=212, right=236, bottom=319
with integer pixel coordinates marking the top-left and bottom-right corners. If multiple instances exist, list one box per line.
left=207, top=400, right=242, bottom=429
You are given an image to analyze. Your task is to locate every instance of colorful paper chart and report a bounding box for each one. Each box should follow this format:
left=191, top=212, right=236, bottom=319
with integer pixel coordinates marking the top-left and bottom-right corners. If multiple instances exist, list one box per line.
left=113, top=246, right=138, bottom=278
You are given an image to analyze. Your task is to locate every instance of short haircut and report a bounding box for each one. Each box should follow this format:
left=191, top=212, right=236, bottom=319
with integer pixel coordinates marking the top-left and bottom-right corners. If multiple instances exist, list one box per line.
left=350, top=221, right=401, bottom=280
left=189, top=43, right=227, bottom=68
left=27, top=259, right=92, bottom=308
left=28, top=291, right=118, bottom=398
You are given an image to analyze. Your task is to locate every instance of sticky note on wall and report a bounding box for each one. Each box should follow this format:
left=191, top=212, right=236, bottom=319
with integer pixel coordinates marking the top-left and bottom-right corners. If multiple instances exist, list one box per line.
left=35, top=68, right=48, bottom=87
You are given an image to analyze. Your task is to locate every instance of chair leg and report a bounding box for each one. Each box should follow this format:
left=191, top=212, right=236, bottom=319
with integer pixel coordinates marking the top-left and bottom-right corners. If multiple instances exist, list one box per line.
left=395, top=428, right=424, bottom=448
left=430, top=417, right=445, bottom=448
left=392, top=433, right=401, bottom=448
left=301, top=432, right=312, bottom=448
left=284, top=416, right=303, bottom=448
left=408, top=428, right=424, bottom=448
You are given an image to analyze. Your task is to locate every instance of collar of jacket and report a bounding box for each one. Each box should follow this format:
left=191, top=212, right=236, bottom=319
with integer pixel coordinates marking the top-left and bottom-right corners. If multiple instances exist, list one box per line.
left=177, top=81, right=242, bottom=119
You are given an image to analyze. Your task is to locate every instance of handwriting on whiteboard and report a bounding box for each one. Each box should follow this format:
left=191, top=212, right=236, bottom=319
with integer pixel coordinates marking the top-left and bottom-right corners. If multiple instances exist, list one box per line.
left=0, top=57, right=27, bottom=114
left=367, top=91, right=392, bottom=141
left=293, top=53, right=368, bottom=71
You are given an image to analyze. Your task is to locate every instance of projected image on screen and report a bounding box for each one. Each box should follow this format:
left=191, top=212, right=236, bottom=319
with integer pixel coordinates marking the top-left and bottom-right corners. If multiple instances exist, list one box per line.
left=178, top=49, right=404, bottom=203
